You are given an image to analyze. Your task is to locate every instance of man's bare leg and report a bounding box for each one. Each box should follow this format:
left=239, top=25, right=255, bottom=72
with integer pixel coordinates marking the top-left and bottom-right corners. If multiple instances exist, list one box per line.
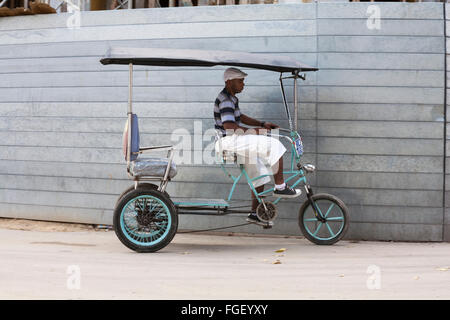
left=273, top=156, right=284, bottom=185
left=247, top=184, right=273, bottom=226
left=251, top=185, right=265, bottom=211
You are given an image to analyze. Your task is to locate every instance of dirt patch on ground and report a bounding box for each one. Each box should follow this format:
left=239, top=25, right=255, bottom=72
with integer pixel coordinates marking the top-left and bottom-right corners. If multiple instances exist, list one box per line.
left=0, top=217, right=109, bottom=232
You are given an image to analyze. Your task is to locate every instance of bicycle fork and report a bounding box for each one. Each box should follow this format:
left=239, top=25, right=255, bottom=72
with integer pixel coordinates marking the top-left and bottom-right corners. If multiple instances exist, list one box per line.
left=304, top=184, right=326, bottom=223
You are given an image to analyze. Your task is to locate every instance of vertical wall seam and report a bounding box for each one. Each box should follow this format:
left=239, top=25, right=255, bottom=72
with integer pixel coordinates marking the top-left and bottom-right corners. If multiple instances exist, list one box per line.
left=315, top=0, right=319, bottom=189
left=443, top=2, right=447, bottom=242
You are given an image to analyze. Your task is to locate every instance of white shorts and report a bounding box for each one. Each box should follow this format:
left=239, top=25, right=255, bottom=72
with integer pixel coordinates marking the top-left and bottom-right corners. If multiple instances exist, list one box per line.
left=215, top=134, right=287, bottom=188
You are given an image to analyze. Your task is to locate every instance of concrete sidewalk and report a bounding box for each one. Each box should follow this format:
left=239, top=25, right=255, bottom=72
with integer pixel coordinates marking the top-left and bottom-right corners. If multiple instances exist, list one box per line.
left=0, top=222, right=449, bottom=300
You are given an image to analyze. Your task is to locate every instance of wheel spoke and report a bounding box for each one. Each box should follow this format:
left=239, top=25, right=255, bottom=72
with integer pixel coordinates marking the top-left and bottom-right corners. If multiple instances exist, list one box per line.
left=313, top=222, right=323, bottom=236
left=135, top=200, right=144, bottom=212
left=143, top=198, right=148, bottom=212
left=326, top=217, right=344, bottom=221
left=324, top=203, right=335, bottom=218
left=153, top=207, right=165, bottom=217
left=325, top=222, right=335, bottom=237
left=149, top=199, right=156, bottom=213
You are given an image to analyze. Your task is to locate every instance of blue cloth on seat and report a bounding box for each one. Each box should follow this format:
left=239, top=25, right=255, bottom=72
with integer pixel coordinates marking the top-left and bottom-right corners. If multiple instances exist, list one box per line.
left=123, top=113, right=140, bottom=161
left=130, top=114, right=140, bottom=161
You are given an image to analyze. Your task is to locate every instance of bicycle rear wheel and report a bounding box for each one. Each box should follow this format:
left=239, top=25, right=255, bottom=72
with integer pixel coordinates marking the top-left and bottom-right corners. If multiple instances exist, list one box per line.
left=113, top=188, right=178, bottom=252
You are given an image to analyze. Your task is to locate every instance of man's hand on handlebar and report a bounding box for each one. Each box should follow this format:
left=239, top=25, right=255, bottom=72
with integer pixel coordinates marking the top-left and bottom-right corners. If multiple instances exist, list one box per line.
left=263, top=122, right=279, bottom=130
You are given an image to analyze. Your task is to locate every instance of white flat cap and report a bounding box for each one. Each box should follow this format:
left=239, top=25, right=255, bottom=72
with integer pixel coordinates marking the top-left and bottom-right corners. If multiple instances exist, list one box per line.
left=224, top=67, right=248, bottom=82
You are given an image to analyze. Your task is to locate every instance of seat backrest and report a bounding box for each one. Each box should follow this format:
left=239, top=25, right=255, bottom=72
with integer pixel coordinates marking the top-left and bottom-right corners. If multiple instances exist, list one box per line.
left=122, top=113, right=140, bottom=161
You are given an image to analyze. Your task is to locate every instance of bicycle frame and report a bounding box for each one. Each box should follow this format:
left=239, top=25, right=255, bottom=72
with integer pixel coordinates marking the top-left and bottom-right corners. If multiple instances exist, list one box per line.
left=219, top=129, right=306, bottom=206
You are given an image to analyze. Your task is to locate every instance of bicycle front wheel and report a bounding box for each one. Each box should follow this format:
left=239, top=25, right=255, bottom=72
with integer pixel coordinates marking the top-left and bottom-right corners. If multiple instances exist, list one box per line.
left=298, top=193, right=349, bottom=245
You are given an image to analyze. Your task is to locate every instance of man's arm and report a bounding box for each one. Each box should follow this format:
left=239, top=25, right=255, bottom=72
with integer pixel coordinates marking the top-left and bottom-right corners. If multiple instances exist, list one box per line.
left=218, top=100, right=264, bottom=134
left=223, top=121, right=262, bottom=134
left=240, top=114, right=264, bottom=127
left=241, top=113, right=279, bottom=130
left=223, top=115, right=278, bottom=135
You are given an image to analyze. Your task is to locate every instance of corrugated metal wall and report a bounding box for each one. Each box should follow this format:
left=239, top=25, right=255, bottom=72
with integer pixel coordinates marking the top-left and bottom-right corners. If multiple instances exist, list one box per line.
left=0, top=2, right=447, bottom=241
left=316, top=3, right=445, bottom=242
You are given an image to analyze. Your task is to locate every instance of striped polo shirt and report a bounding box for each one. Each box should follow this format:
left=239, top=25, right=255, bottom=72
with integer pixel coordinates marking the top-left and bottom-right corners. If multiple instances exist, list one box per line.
left=214, top=87, right=241, bottom=136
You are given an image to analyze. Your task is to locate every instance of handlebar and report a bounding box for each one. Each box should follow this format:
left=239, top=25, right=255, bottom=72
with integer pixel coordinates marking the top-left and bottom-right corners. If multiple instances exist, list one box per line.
left=277, top=128, right=292, bottom=133
left=267, top=128, right=303, bottom=158
left=265, top=127, right=299, bottom=144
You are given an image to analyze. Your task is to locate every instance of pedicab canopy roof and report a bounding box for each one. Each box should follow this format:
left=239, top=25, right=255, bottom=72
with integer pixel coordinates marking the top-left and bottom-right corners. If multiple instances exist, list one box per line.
left=100, top=47, right=318, bottom=73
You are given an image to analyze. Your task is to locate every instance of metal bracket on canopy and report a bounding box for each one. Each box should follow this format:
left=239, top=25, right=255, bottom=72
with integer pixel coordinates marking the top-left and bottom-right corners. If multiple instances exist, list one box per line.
left=280, top=72, right=306, bottom=81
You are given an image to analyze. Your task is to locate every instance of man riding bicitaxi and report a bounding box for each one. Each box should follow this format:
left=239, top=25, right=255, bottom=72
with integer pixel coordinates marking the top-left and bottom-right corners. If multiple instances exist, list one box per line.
left=214, top=67, right=301, bottom=226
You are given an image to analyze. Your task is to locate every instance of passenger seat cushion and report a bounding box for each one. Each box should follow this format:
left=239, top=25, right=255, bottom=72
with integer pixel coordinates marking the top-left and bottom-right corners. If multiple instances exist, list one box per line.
left=130, top=157, right=177, bottom=179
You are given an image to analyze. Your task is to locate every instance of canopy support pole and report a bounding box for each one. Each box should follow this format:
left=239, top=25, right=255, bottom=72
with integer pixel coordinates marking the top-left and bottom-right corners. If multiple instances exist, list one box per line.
left=126, top=63, right=133, bottom=166
left=128, top=63, right=133, bottom=114
left=280, top=71, right=305, bottom=133
left=294, top=70, right=299, bottom=132
left=279, top=74, right=294, bottom=132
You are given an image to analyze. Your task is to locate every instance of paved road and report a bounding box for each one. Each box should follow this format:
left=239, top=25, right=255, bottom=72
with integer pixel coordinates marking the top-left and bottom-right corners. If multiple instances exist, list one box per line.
left=1, top=226, right=449, bottom=300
